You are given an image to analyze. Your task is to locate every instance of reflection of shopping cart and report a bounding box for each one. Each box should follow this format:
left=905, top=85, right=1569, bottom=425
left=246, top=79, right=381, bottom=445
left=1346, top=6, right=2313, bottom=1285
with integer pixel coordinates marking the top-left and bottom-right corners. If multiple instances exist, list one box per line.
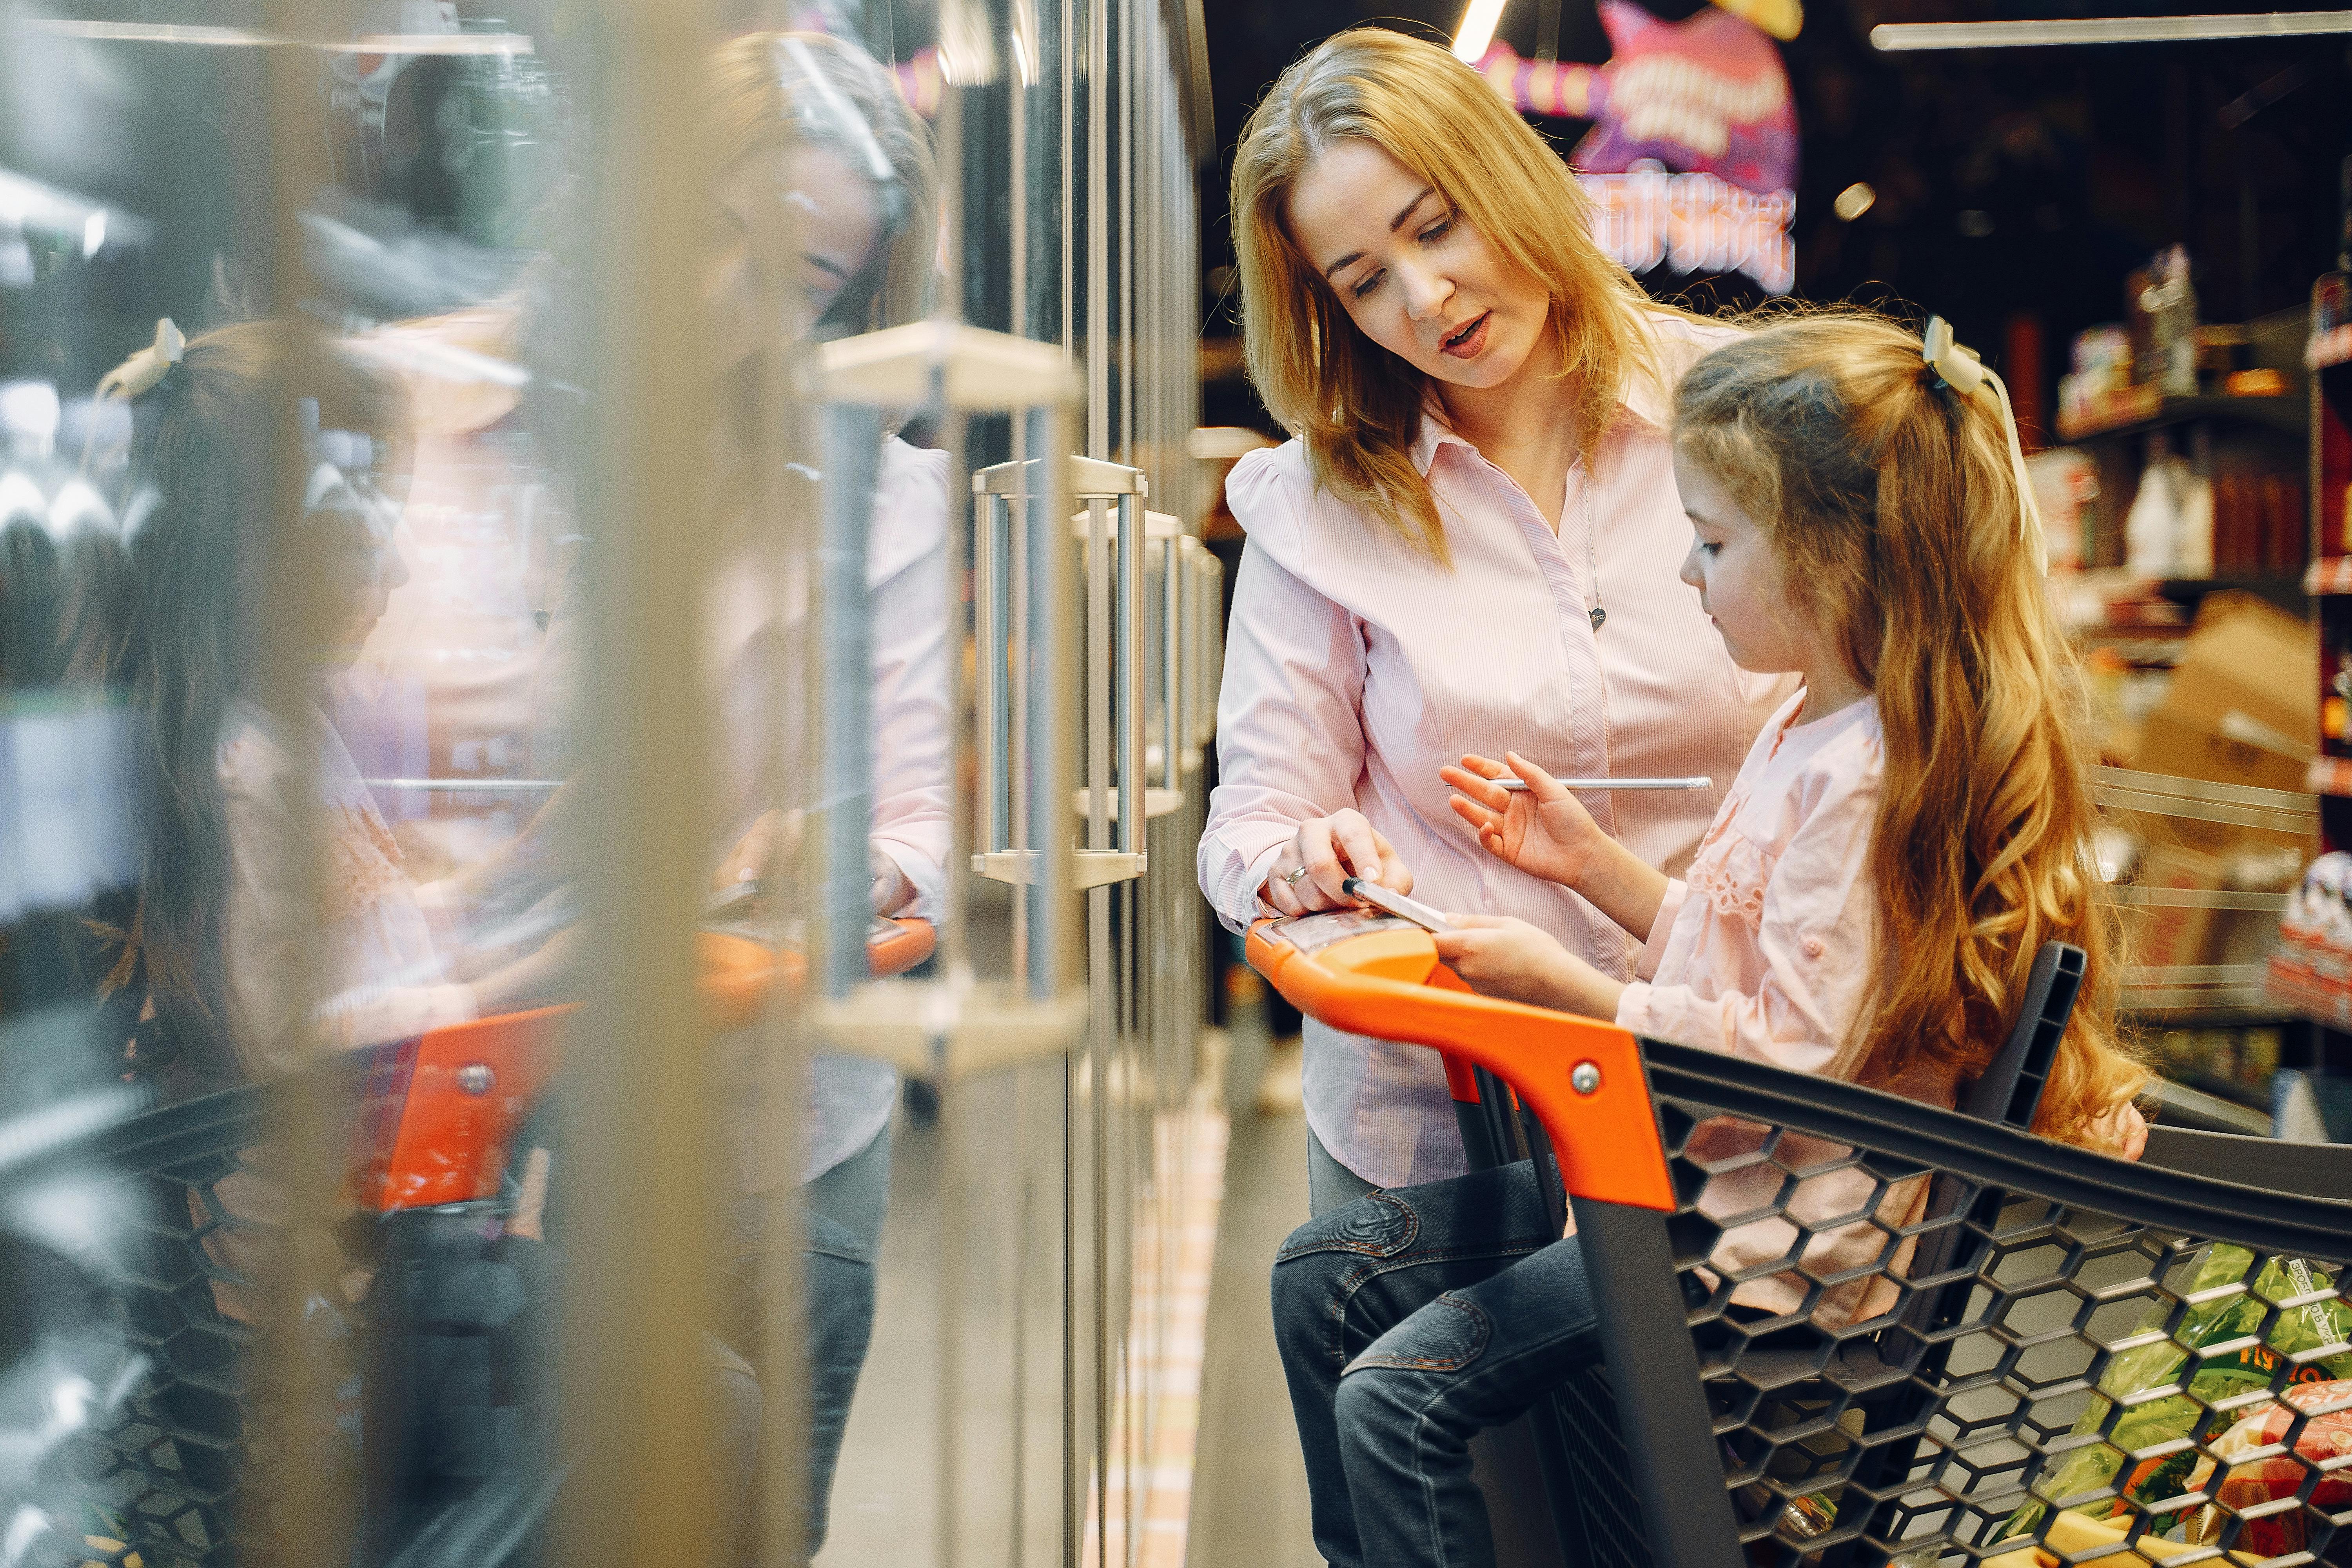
left=36, top=918, right=933, bottom=1568
left=1249, top=911, right=2352, bottom=1567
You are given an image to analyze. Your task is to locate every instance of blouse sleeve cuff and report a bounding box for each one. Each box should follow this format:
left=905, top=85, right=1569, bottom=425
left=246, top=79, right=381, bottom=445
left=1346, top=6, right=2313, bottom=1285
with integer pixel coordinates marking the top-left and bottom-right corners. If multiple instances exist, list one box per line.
left=423, top=982, right=480, bottom=1032
left=1635, top=879, right=1686, bottom=982
left=1614, top=981, right=1655, bottom=1038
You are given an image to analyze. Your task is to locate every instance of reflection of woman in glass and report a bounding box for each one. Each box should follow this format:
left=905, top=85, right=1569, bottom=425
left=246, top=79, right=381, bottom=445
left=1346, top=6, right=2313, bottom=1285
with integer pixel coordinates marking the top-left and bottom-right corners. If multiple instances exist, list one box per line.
left=700, top=31, right=948, bottom=1561
left=98, top=322, right=573, bottom=1094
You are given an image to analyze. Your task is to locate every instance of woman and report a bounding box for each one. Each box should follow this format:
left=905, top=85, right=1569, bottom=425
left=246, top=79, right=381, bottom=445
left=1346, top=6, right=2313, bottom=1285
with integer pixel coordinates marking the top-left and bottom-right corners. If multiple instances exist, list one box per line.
left=1199, top=29, right=1789, bottom=1211
left=696, top=31, right=951, bottom=1561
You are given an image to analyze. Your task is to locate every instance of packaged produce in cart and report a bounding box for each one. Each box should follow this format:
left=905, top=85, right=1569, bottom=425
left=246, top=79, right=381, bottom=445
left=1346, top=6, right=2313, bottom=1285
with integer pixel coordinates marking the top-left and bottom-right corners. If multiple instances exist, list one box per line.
left=1997, top=1246, right=2352, bottom=1551
left=2174, top=1378, right=2352, bottom=1559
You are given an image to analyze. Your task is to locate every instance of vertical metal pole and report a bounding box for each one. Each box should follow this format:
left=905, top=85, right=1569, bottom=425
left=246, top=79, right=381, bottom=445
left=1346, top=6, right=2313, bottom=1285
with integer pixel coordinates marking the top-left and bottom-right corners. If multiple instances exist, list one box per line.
left=819, top=407, right=883, bottom=997
left=1027, top=416, right=1078, bottom=997
left=1116, top=495, right=1143, bottom=856
left=1087, top=493, right=1112, bottom=855
left=559, top=2, right=720, bottom=1565
left=250, top=11, right=345, bottom=1566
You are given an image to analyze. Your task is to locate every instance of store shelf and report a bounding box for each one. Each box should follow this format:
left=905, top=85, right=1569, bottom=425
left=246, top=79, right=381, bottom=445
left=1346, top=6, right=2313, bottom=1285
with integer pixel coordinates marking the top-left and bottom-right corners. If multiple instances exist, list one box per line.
left=2150, top=1076, right=2274, bottom=1136
left=2057, top=390, right=2307, bottom=443
left=2263, top=952, right=2352, bottom=1028
left=2120, top=962, right=2277, bottom=1018
left=2094, top=764, right=2318, bottom=839
left=2152, top=576, right=2307, bottom=615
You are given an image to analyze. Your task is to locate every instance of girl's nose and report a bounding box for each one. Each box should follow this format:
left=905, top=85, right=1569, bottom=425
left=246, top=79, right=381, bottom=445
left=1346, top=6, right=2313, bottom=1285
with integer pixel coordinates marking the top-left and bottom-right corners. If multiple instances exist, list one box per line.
left=1677, top=543, right=1704, bottom=592
left=382, top=540, right=412, bottom=596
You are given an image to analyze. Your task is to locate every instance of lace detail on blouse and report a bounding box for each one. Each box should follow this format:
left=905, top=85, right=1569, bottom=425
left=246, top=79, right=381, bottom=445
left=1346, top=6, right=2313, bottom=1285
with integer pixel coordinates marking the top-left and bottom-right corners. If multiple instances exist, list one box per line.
left=1682, top=817, right=1774, bottom=932
left=321, top=799, right=408, bottom=923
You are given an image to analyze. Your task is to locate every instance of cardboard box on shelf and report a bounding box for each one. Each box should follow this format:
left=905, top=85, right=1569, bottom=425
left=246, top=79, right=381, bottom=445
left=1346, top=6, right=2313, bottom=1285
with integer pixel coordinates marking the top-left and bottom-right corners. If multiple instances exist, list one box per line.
left=2127, top=842, right=2226, bottom=969
left=2127, top=592, right=2316, bottom=813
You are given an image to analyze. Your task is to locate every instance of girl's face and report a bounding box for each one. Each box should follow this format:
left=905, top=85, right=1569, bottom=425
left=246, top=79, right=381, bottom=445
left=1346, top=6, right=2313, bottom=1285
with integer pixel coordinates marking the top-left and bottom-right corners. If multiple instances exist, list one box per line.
left=709, top=141, right=884, bottom=365
left=1285, top=139, right=1550, bottom=395
left=316, top=441, right=414, bottom=671
left=1673, top=450, right=1817, bottom=678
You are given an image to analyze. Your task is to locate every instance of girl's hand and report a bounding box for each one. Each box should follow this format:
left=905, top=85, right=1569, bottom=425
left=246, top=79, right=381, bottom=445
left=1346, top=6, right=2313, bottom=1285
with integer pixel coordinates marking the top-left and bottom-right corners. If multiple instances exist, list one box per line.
left=2089, top=1099, right=2150, bottom=1162
left=1433, top=915, right=1627, bottom=1018
left=1261, top=810, right=1415, bottom=917
left=1429, top=915, right=1577, bottom=1009
left=1440, top=752, right=1608, bottom=891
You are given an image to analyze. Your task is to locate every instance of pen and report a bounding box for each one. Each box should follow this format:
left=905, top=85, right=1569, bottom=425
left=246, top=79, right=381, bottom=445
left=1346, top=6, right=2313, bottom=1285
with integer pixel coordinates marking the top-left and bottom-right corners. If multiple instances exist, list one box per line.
left=1495, top=775, right=1713, bottom=793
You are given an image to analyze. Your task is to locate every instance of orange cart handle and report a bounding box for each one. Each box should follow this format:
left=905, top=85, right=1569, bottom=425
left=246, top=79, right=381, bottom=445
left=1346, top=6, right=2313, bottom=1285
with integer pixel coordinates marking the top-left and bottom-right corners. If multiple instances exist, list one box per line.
left=1246, top=918, right=1674, bottom=1212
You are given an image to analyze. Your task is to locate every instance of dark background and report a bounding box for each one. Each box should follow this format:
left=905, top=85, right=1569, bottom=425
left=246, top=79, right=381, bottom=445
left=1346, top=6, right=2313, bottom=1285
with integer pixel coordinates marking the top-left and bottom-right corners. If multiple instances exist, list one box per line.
left=1194, top=0, right=2352, bottom=443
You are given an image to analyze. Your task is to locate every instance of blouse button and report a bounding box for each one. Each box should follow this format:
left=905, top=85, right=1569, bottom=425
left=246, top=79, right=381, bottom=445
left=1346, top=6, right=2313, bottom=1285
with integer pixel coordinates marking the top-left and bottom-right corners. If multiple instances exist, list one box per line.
left=1802, top=936, right=1825, bottom=958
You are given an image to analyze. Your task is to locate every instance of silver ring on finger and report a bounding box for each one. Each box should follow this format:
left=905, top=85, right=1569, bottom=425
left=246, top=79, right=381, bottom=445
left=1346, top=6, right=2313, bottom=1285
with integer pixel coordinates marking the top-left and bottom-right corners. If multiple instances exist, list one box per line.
left=1279, top=864, right=1310, bottom=888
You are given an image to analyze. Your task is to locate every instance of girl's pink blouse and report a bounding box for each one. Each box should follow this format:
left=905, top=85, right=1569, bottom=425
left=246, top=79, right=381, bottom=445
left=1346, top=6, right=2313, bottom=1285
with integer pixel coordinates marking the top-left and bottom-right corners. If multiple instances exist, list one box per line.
left=1616, top=691, right=1946, bottom=1325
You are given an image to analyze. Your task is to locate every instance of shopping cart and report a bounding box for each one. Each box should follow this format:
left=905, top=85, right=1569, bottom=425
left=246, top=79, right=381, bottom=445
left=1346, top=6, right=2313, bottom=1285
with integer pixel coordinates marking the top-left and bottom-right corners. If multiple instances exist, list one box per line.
left=15, top=916, right=933, bottom=1568
left=1248, top=910, right=2352, bottom=1568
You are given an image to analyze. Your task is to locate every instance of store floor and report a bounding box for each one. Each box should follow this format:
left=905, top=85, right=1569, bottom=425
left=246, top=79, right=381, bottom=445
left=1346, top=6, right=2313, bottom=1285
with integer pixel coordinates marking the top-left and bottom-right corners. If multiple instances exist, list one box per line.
left=1186, top=1100, right=1323, bottom=1568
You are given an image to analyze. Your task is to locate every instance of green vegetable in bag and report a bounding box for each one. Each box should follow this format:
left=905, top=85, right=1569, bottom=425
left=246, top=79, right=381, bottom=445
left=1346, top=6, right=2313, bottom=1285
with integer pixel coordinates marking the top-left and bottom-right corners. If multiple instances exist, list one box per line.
left=1999, top=1246, right=2352, bottom=1544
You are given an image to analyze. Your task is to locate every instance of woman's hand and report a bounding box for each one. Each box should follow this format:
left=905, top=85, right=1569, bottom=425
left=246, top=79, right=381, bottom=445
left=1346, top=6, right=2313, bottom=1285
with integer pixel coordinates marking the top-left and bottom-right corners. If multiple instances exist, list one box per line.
left=717, top=808, right=803, bottom=890
left=1440, top=751, right=1608, bottom=890
left=1261, top=810, right=1415, bottom=917
left=1430, top=914, right=1622, bottom=1016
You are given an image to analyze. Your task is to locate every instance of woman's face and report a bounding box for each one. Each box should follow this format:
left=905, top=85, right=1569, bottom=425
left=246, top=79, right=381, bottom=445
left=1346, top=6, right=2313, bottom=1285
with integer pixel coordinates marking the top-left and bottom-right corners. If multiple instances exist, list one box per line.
left=709, top=140, right=885, bottom=364
left=1285, top=139, right=1551, bottom=394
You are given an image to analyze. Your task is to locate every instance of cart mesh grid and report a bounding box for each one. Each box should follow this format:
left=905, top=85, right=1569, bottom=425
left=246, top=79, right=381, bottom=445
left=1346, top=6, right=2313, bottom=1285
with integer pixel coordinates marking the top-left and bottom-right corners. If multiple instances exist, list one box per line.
left=1563, top=1070, right=2352, bottom=1568
left=28, top=1067, right=394, bottom=1568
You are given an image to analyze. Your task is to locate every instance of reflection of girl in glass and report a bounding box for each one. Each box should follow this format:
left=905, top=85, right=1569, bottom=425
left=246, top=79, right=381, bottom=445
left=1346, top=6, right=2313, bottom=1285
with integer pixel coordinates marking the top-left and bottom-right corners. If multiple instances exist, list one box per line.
left=97, top=323, right=572, bottom=1094
left=700, top=31, right=949, bottom=1563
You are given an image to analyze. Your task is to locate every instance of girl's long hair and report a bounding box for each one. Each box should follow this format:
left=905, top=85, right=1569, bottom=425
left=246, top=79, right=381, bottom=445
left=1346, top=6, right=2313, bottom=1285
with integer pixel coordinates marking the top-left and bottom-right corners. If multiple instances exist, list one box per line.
left=1230, top=27, right=1666, bottom=563
left=1673, top=312, right=2145, bottom=1144
left=100, top=322, right=399, bottom=1088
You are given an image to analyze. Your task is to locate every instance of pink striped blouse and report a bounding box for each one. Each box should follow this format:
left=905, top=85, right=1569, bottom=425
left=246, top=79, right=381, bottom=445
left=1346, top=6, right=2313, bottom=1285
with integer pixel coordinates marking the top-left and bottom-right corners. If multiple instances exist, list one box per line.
left=1198, top=310, right=1795, bottom=1189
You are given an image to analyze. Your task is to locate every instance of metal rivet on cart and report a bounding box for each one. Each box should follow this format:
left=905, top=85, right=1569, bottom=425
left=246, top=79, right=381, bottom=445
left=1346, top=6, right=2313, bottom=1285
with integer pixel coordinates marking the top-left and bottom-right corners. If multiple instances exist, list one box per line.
left=456, top=1063, right=495, bottom=1097
left=1571, top=1061, right=1601, bottom=1095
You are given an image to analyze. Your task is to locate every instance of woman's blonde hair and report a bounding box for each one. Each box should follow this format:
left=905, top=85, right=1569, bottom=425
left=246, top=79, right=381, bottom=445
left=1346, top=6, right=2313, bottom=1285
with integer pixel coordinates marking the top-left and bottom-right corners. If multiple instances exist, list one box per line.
left=1673, top=312, right=2147, bottom=1145
left=709, top=31, right=938, bottom=332
left=1230, top=27, right=1662, bottom=563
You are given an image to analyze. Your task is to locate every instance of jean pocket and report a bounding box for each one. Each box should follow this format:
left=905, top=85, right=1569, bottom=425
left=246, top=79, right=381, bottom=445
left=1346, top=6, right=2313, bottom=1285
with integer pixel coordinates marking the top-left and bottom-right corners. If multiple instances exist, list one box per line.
left=1345, top=1291, right=1489, bottom=1374
left=1275, top=1189, right=1420, bottom=1263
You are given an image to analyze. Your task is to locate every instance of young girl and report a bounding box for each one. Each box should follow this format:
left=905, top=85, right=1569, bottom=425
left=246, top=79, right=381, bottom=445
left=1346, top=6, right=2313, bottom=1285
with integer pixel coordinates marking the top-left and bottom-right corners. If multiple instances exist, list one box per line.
left=1270, top=312, right=2148, bottom=1568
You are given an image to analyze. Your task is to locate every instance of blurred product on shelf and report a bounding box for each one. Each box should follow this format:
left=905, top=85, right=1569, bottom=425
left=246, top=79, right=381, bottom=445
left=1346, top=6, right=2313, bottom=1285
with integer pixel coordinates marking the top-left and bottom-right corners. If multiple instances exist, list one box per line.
left=2025, top=445, right=2095, bottom=573
left=2123, top=428, right=2211, bottom=577
left=2269, top=851, right=2352, bottom=1030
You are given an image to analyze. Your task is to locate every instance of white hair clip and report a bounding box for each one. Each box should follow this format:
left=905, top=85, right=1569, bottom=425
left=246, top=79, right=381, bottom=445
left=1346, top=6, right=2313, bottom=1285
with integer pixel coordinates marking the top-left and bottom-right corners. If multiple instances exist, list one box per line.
left=80, top=317, right=185, bottom=475
left=96, top=318, right=185, bottom=403
left=1922, top=314, right=2042, bottom=559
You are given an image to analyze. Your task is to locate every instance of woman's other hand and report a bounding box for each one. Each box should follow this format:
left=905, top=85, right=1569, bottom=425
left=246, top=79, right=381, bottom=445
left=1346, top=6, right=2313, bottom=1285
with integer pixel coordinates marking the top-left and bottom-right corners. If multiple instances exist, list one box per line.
left=1261, top=809, right=1415, bottom=917
left=1441, top=751, right=1608, bottom=891
left=1432, top=914, right=1626, bottom=1018
left=717, top=808, right=804, bottom=890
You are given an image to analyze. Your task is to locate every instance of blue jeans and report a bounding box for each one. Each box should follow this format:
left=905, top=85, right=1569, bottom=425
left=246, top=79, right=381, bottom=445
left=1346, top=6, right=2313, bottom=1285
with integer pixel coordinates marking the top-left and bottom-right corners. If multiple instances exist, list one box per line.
left=719, top=1123, right=892, bottom=1561
left=1272, top=1159, right=1602, bottom=1568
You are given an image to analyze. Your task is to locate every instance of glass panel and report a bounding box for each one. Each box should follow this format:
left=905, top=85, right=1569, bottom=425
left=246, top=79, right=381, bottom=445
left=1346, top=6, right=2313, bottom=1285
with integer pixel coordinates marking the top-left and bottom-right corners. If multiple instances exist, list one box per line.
left=0, top=0, right=1208, bottom=1561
